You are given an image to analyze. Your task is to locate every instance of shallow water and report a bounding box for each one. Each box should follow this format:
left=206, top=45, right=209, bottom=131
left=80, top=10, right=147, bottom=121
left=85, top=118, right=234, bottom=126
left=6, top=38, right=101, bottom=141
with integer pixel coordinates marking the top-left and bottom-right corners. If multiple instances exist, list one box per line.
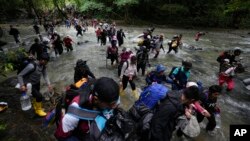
left=1, top=24, right=250, bottom=141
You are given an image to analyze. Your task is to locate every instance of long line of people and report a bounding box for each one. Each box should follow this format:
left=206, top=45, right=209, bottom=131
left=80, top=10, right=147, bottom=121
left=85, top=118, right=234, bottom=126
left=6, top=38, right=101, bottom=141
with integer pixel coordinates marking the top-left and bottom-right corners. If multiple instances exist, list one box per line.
left=11, top=17, right=246, bottom=141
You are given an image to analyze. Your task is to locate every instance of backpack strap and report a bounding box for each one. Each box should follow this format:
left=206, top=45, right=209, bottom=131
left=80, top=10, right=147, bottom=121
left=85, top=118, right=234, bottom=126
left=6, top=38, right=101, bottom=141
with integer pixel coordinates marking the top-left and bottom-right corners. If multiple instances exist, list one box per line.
left=67, top=106, right=100, bottom=120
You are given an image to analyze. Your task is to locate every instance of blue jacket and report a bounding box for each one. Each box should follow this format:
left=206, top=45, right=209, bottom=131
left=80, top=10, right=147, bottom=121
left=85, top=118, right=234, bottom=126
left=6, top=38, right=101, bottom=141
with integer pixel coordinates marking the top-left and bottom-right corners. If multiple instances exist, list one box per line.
left=146, top=71, right=172, bottom=85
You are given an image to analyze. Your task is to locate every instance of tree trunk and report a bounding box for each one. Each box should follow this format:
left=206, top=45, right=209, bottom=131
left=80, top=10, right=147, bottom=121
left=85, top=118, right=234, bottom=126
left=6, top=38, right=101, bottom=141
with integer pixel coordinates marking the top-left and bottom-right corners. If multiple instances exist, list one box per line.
left=53, top=0, right=67, bottom=20
left=23, top=0, right=34, bottom=18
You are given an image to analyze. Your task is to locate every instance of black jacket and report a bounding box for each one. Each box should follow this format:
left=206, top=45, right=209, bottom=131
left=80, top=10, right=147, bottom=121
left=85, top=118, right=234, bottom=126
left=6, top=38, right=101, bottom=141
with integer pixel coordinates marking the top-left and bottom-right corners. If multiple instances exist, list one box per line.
left=150, top=91, right=184, bottom=141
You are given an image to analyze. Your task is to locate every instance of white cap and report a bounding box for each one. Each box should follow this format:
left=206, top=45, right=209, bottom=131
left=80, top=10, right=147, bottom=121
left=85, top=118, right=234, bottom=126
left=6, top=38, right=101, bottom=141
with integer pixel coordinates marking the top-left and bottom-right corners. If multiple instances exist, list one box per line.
left=186, top=82, right=198, bottom=88
left=224, top=59, right=230, bottom=62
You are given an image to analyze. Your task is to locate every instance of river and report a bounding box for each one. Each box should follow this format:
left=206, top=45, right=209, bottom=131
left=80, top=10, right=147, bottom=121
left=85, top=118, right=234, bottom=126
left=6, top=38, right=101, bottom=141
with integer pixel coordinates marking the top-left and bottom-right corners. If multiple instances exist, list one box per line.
left=1, top=24, right=250, bottom=141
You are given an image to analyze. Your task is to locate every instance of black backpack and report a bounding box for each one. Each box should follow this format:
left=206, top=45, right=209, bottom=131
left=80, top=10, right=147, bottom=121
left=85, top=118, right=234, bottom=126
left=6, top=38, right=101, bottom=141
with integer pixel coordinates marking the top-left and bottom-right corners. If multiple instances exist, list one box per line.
left=14, top=53, right=37, bottom=75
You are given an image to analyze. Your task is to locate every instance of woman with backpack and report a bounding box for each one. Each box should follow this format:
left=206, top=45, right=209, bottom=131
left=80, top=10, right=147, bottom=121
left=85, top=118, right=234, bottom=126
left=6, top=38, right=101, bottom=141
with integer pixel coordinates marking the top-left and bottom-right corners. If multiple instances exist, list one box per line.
left=120, top=56, right=139, bottom=99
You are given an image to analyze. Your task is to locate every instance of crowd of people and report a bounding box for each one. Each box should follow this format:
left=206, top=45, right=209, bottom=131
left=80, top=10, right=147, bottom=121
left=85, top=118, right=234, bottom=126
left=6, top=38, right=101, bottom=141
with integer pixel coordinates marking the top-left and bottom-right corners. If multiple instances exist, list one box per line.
left=5, top=15, right=245, bottom=141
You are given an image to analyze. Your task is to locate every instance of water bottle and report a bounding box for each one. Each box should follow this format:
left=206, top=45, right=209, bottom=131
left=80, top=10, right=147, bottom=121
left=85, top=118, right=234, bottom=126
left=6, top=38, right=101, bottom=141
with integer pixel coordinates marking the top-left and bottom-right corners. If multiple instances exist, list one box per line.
left=215, top=112, right=221, bottom=129
left=26, top=83, right=32, bottom=96
left=20, top=92, right=32, bottom=111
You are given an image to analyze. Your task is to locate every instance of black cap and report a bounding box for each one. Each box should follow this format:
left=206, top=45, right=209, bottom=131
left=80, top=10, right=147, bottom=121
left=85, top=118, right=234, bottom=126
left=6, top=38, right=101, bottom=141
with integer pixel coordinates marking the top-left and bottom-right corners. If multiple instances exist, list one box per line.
left=93, top=77, right=119, bottom=103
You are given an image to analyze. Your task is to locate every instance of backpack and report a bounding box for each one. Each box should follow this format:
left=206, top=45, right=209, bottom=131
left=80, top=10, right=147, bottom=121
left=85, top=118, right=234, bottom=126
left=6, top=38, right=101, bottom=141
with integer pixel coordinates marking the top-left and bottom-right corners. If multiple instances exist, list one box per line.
left=99, top=108, right=137, bottom=141
left=135, top=83, right=169, bottom=109
left=43, top=78, right=91, bottom=127
left=168, top=67, right=180, bottom=78
left=13, top=51, right=37, bottom=75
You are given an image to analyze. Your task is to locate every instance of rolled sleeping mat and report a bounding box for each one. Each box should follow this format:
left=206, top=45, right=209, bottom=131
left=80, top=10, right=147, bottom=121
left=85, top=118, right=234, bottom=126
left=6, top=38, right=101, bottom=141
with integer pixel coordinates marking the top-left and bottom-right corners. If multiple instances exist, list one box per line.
left=243, top=78, right=250, bottom=85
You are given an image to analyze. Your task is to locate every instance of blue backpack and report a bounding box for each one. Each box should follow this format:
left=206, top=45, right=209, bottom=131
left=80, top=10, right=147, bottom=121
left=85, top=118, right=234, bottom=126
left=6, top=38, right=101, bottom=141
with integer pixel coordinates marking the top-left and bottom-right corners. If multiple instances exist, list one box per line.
left=135, top=84, right=169, bottom=109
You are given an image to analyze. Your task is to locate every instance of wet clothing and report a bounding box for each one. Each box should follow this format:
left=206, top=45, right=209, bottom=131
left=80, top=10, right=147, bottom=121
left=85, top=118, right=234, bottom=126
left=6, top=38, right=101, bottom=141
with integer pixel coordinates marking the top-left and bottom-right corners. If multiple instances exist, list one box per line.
left=153, top=38, right=164, bottom=58
left=150, top=91, right=184, bottom=141
left=120, top=61, right=137, bottom=90
left=219, top=67, right=236, bottom=91
left=55, top=94, right=109, bottom=141
left=74, top=67, right=96, bottom=83
left=76, top=25, right=83, bottom=36
left=29, top=43, right=44, bottom=60
left=117, top=30, right=125, bottom=46
left=100, top=30, right=107, bottom=46
left=63, top=37, right=73, bottom=52
left=169, top=67, right=191, bottom=90
left=33, top=25, right=40, bottom=34
left=95, top=29, right=102, bottom=43
left=9, top=27, right=20, bottom=43
left=107, top=46, right=118, bottom=65
left=118, top=52, right=131, bottom=76
left=217, top=51, right=240, bottom=72
left=17, top=61, right=50, bottom=102
left=197, top=90, right=218, bottom=131
left=167, top=40, right=178, bottom=54
left=146, top=71, right=171, bottom=85
left=53, top=38, right=64, bottom=55
left=136, top=51, right=149, bottom=76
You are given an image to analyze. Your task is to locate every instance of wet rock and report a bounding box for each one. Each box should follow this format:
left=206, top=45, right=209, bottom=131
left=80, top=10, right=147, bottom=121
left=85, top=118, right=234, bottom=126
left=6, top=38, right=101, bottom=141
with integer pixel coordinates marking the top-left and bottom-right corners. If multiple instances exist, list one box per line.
left=0, top=76, right=17, bottom=87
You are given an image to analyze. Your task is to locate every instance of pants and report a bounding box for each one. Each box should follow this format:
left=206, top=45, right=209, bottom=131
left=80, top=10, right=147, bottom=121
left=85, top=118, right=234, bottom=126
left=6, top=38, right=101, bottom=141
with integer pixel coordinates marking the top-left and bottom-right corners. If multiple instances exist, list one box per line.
left=76, top=31, right=83, bottom=36
left=219, top=74, right=234, bottom=91
left=110, top=54, right=118, bottom=65
left=118, top=39, right=124, bottom=47
left=137, top=63, right=146, bottom=76
left=97, top=36, right=101, bottom=43
left=118, top=61, right=125, bottom=76
left=197, top=112, right=216, bottom=131
left=153, top=51, right=159, bottom=58
left=13, top=35, right=20, bottom=43
left=101, top=38, right=106, bottom=46
left=167, top=47, right=178, bottom=54
left=66, top=45, right=73, bottom=52
left=32, top=83, right=43, bottom=102
left=122, top=75, right=136, bottom=90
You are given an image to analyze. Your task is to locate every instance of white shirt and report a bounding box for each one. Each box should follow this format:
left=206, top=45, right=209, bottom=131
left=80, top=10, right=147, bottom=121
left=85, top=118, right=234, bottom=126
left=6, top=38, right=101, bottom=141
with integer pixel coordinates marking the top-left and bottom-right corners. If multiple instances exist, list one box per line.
left=120, top=61, right=137, bottom=78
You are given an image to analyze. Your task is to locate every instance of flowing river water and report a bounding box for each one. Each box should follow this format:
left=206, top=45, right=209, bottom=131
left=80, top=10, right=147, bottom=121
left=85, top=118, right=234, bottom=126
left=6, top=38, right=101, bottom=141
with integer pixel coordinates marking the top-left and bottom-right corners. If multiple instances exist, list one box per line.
left=1, top=24, right=250, bottom=141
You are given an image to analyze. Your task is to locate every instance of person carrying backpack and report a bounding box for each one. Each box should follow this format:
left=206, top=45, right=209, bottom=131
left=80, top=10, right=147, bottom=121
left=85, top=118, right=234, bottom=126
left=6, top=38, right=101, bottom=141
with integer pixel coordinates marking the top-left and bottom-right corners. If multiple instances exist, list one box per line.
left=75, top=24, right=83, bottom=37
left=74, top=59, right=96, bottom=83
left=107, top=40, right=119, bottom=66
left=146, top=64, right=171, bottom=85
left=29, top=38, right=44, bottom=60
left=9, top=25, right=20, bottom=44
left=169, top=61, right=192, bottom=90
left=120, top=56, right=138, bottom=99
left=196, top=85, right=222, bottom=135
left=129, top=83, right=169, bottom=141
left=216, top=48, right=242, bottom=72
left=136, top=46, right=149, bottom=76
left=150, top=86, right=200, bottom=141
left=33, top=24, right=40, bottom=35
left=54, top=77, right=120, bottom=141
left=167, top=35, right=180, bottom=54
left=117, top=29, right=126, bottom=47
left=153, top=34, right=165, bottom=59
left=17, top=53, right=52, bottom=117
left=118, top=47, right=131, bottom=76
left=63, top=35, right=75, bottom=52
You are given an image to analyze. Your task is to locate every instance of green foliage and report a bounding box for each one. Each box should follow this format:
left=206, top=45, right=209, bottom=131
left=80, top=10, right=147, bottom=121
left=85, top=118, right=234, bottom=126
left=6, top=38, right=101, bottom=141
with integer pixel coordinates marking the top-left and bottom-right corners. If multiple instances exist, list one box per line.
left=225, top=0, right=250, bottom=15
left=79, top=1, right=105, bottom=12
left=159, top=4, right=189, bottom=15
left=114, top=0, right=139, bottom=6
left=0, top=48, right=28, bottom=77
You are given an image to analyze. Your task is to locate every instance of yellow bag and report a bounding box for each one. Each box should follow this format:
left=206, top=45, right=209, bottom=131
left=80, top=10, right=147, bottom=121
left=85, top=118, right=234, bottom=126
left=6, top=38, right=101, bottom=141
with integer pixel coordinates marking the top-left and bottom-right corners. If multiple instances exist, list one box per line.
left=138, top=39, right=144, bottom=46
left=172, top=40, right=178, bottom=48
left=75, top=78, right=88, bottom=88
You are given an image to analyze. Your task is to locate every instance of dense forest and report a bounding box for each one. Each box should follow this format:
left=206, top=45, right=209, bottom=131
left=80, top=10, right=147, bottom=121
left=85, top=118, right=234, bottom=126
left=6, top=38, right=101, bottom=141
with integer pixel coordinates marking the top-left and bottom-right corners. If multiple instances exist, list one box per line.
left=0, top=0, right=250, bottom=28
